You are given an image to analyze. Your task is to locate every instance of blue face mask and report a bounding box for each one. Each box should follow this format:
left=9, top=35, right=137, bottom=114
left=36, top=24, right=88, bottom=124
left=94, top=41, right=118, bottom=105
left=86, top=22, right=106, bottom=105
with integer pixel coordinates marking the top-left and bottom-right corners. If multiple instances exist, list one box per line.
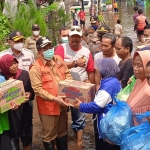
left=43, top=49, right=54, bottom=60
left=92, top=25, right=98, bottom=31
left=61, top=37, right=69, bottom=43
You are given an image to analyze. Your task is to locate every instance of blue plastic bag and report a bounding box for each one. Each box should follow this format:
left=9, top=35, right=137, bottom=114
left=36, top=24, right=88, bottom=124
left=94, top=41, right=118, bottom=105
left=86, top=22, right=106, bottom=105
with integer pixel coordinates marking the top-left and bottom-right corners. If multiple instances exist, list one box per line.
left=99, top=100, right=133, bottom=145
left=121, top=112, right=150, bottom=150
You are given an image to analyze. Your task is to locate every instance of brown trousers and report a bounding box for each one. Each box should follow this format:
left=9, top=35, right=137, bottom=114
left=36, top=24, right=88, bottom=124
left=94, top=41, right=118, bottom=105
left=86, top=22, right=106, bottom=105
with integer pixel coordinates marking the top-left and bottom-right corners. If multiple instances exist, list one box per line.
left=39, top=110, right=68, bottom=142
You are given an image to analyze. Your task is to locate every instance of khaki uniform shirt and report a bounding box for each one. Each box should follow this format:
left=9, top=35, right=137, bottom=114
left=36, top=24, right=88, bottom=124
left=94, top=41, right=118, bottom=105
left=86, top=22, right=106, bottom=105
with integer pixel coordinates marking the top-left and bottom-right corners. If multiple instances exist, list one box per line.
left=25, top=35, right=42, bottom=59
left=0, top=48, right=35, bottom=72
left=29, top=56, right=72, bottom=101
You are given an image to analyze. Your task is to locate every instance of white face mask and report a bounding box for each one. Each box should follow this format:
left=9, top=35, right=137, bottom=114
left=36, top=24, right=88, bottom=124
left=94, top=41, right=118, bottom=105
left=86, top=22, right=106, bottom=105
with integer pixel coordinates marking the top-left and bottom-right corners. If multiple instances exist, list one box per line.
left=13, top=43, right=24, bottom=51
left=61, top=37, right=69, bottom=43
left=33, top=31, right=40, bottom=36
left=143, top=37, right=150, bottom=43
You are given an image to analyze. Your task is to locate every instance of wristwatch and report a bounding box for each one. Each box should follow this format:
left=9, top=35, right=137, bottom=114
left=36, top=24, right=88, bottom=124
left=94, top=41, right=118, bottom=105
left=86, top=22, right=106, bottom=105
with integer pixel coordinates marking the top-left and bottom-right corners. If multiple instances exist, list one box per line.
left=72, top=60, right=78, bottom=67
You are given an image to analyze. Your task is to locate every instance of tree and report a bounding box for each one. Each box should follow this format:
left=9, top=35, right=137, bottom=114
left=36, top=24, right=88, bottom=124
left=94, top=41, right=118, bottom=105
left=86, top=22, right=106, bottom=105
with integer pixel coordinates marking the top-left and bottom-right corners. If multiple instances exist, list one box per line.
left=0, top=0, right=70, bottom=51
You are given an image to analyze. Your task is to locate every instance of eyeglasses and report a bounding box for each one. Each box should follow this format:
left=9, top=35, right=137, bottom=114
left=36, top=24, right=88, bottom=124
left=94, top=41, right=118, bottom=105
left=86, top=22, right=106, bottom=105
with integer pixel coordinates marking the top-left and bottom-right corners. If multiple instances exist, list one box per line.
left=70, top=26, right=82, bottom=32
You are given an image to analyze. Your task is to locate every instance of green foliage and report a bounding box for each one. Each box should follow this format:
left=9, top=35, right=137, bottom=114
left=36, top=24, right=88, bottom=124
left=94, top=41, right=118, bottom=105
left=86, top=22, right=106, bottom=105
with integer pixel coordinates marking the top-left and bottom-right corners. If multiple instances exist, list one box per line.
left=41, top=3, right=58, bottom=16
left=0, top=10, right=11, bottom=51
left=47, top=6, right=70, bottom=45
left=7, top=0, right=48, bottom=38
left=0, top=14, right=10, bottom=40
left=0, top=0, right=70, bottom=50
left=105, top=0, right=112, bottom=5
left=146, top=0, right=150, bottom=4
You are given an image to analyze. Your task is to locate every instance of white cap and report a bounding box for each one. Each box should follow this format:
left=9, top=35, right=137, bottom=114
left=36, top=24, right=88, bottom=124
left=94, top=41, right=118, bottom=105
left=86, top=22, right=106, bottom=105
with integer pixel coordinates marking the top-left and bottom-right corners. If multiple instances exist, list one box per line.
left=69, top=26, right=82, bottom=37
left=137, top=40, right=150, bottom=49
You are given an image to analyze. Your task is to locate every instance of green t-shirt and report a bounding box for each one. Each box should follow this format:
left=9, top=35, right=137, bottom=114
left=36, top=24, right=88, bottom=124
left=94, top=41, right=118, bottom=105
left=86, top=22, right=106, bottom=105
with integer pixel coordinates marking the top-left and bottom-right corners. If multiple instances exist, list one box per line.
left=0, top=75, right=10, bottom=134
left=0, top=112, right=10, bottom=134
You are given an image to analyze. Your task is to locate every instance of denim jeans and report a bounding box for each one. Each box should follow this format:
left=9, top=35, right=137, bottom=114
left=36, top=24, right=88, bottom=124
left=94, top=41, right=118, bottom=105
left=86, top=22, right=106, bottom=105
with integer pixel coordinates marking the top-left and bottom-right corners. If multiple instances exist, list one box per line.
left=70, top=107, right=85, bottom=132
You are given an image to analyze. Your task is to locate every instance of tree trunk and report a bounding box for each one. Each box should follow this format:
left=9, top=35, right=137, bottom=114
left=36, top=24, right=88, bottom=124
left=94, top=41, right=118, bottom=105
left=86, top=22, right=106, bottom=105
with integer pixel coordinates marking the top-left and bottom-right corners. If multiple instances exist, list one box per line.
left=98, top=0, right=101, bottom=15
left=91, top=0, right=94, bottom=16
left=112, top=0, right=114, bottom=11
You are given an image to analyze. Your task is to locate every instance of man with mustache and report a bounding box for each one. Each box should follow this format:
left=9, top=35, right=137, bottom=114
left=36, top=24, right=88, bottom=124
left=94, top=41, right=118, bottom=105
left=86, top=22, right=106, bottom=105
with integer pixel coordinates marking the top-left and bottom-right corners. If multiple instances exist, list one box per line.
left=55, top=26, right=94, bottom=148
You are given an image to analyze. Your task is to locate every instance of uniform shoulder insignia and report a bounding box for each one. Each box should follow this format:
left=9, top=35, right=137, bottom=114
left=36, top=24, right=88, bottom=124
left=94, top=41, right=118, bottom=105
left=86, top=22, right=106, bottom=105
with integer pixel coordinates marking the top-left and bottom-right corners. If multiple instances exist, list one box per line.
left=23, top=48, right=33, bottom=53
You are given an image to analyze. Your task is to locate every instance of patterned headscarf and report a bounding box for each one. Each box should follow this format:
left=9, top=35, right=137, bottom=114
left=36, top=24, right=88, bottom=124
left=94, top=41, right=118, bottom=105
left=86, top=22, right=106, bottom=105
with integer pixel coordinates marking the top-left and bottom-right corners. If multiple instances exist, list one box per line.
left=97, top=58, right=120, bottom=79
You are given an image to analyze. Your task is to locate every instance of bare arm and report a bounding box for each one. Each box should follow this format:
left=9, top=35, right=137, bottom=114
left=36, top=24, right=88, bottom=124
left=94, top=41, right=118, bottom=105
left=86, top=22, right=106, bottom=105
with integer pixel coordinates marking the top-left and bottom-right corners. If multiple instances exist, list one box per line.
left=95, top=69, right=101, bottom=91
left=65, top=62, right=74, bottom=69
left=87, top=71, right=95, bottom=84
left=65, top=56, right=86, bottom=69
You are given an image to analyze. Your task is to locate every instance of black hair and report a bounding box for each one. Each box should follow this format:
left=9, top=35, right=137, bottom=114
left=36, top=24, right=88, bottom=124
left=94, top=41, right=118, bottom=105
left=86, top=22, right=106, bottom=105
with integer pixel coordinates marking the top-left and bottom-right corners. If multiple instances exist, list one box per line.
left=119, top=36, right=133, bottom=53
left=138, top=9, right=143, bottom=14
left=144, top=24, right=150, bottom=30
left=59, top=26, right=69, bottom=35
left=146, top=61, right=150, bottom=67
left=102, top=33, right=116, bottom=45
left=117, top=19, right=121, bottom=24
left=133, top=6, right=138, bottom=11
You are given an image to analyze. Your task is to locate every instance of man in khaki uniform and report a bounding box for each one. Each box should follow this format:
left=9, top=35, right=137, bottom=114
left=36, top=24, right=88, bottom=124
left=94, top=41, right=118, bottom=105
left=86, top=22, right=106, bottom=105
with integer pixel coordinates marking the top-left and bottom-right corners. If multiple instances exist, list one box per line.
left=25, top=24, right=42, bottom=59
left=29, top=36, right=72, bottom=150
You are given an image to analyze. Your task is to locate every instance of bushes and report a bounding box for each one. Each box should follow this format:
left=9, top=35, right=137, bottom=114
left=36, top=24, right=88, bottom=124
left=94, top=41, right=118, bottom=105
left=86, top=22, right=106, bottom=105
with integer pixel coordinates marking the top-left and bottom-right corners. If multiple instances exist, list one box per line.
left=0, top=0, right=70, bottom=51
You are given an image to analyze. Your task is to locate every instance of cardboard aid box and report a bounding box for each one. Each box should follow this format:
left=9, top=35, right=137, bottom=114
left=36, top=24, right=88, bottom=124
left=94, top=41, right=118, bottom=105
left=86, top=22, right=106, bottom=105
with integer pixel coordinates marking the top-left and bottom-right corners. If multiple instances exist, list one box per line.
left=0, top=79, right=25, bottom=113
left=58, top=79, right=95, bottom=105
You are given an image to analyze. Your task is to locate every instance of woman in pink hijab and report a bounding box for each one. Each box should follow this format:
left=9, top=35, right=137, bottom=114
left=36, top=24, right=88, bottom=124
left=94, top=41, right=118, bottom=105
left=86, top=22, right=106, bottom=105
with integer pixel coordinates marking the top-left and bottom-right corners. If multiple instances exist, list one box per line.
left=127, top=50, right=150, bottom=125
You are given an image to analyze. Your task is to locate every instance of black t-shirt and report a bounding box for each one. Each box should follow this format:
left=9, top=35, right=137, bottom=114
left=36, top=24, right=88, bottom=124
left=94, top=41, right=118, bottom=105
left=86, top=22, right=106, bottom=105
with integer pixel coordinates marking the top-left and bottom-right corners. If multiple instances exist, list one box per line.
left=116, top=58, right=133, bottom=88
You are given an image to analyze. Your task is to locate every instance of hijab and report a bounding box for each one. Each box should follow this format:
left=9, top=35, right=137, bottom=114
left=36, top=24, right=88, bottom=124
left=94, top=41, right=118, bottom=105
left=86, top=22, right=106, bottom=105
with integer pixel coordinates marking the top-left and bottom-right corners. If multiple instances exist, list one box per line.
left=0, top=54, right=22, bottom=79
left=97, top=58, right=120, bottom=79
left=127, top=50, right=150, bottom=125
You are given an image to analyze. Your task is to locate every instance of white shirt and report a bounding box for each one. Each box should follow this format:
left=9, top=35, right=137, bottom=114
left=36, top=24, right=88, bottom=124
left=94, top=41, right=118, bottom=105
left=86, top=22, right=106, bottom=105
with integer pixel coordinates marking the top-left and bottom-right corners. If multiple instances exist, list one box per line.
left=94, top=90, right=112, bottom=108
left=74, top=12, right=79, bottom=21
left=61, top=43, right=90, bottom=82
left=94, top=52, right=121, bottom=69
left=114, top=24, right=122, bottom=35
left=0, top=48, right=35, bottom=72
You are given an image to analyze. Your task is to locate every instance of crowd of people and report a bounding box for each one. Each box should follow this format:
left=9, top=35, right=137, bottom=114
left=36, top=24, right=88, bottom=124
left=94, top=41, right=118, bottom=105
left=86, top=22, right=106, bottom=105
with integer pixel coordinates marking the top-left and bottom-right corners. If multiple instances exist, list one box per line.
left=0, top=4, right=150, bottom=150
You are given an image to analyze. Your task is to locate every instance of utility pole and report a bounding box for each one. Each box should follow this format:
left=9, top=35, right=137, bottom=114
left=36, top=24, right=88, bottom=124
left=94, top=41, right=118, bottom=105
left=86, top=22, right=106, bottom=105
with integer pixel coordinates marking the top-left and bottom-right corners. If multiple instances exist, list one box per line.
left=81, top=0, right=84, bottom=11
left=98, top=0, right=101, bottom=14
left=91, top=0, right=94, bottom=16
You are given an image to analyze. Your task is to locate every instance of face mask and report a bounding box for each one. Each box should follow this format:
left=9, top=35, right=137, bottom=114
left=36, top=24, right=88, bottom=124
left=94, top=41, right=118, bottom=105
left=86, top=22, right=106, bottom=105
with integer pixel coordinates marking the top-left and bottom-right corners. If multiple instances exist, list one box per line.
left=33, top=31, right=40, bottom=36
left=143, top=37, right=150, bottom=43
left=61, top=37, right=69, bottom=43
left=13, top=43, right=24, bottom=51
left=43, top=49, right=54, bottom=60
left=92, top=25, right=98, bottom=31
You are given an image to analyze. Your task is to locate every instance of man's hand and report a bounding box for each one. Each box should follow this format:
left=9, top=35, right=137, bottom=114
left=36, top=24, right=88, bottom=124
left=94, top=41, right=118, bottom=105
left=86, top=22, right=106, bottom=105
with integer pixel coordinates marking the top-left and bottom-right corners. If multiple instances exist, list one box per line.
left=0, top=92, right=3, bottom=100
left=127, top=77, right=132, bottom=84
left=53, top=96, right=68, bottom=107
left=24, top=92, right=31, bottom=103
left=77, top=56, right=86, bottom=67
left=74, top=98, right=82, bottom=109
left=10, top=102, right=20, bottom=110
